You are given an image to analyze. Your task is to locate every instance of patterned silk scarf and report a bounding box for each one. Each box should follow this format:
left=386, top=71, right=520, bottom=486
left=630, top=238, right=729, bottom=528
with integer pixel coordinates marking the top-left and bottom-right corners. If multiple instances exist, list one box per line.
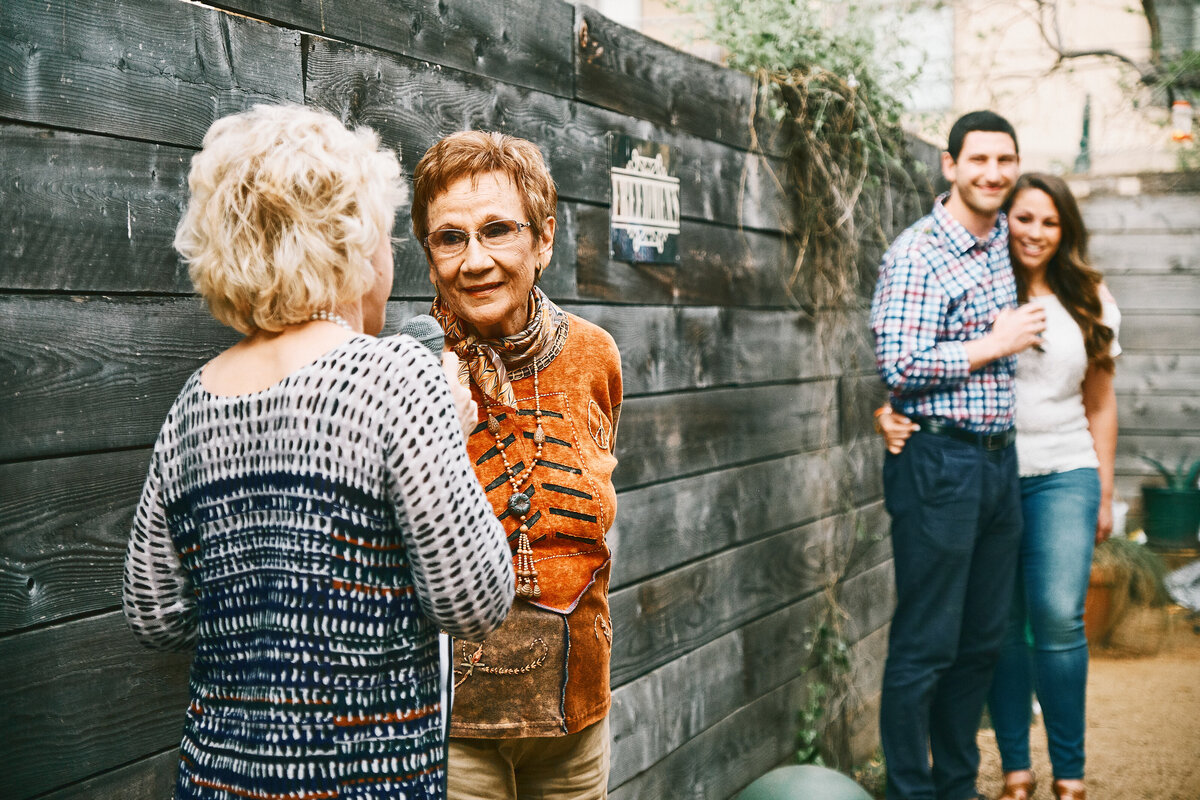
left=432, top=286, right=565, bottom=405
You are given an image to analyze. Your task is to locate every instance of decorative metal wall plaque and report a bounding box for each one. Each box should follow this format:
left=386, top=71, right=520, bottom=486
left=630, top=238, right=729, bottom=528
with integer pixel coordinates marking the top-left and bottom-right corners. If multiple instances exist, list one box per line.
left=609, top=134, right=680, bottom=264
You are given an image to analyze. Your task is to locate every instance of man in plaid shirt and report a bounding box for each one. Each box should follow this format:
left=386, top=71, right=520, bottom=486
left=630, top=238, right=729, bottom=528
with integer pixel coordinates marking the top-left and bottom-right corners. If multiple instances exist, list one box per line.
left=870, top=111, right=1046, bottom=800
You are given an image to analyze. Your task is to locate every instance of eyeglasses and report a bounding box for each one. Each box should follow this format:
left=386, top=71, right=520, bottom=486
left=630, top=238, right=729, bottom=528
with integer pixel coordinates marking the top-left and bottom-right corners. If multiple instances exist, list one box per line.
left=423, top=219, right=533, bottom=260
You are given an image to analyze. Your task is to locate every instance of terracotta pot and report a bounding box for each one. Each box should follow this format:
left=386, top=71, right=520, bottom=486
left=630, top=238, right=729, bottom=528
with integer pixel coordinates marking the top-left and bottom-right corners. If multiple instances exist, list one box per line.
left=1084, top=564, right=1118, bottom=647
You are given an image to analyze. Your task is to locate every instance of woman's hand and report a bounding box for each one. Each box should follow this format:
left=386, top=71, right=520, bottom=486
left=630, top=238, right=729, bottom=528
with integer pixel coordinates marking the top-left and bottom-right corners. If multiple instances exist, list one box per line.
left=875, top=405, right=918, bottom=455
left=441, top=351, right=478, bottom=437
left=1095, top=501, right=1114, bottom=544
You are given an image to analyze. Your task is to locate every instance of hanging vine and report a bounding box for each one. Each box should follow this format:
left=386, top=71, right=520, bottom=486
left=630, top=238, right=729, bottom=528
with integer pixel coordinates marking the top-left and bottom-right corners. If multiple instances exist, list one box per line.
left=677, top=0, right=931, bottom=311
left=674, top=0, right=933, bottom=773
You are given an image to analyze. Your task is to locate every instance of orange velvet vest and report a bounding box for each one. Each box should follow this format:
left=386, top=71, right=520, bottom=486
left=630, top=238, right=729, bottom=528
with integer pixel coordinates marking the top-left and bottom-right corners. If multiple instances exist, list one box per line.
left=450, top=314, right=622, bottom=737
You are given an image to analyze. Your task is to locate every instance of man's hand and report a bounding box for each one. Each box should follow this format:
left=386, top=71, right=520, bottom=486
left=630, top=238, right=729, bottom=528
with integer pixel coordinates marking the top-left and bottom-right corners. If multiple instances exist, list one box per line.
left=991, top=304, right=1047, bottom=355
left=965, top=304, right=1046, bottom=369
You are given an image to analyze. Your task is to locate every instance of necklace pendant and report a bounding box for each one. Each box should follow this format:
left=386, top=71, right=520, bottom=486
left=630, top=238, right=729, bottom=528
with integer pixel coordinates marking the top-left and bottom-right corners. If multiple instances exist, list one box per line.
left=487, top=415, right=500, bottom=435
left=534, top=425, right=546, bottom=445
left=507, top=491, right=532, bottom=516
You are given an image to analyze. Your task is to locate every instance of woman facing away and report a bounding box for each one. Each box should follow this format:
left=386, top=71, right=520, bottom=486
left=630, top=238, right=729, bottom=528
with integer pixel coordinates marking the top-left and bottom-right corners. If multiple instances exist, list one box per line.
left=410, top=131, right=623, bottom=799
left=878, top=173, right=1120, bottom=800
left=122, top=104, right=514, bottom=800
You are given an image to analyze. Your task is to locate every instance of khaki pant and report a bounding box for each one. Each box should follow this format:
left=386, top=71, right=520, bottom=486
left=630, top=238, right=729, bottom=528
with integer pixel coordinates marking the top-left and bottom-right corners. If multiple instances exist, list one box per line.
left=447, top=717, right=610, bottom=800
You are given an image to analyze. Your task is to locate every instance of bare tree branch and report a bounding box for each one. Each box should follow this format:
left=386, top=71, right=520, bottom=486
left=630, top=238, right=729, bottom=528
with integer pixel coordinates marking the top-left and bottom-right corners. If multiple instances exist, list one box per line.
left=1051, top=49, right=1159, bottom=85
left=1142, top=0, right=1162, bottom=70
left=1025, top=0, right=1163, bottom=87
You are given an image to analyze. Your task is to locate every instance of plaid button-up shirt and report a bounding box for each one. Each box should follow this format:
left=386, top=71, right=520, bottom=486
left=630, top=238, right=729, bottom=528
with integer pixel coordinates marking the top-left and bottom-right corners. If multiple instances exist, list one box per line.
left=869, top=195, right=1018, bottom=434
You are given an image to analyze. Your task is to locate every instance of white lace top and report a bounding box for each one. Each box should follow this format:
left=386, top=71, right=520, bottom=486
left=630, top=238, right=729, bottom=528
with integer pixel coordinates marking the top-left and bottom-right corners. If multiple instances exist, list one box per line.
left=1015, top=291, right=1121, bottom=477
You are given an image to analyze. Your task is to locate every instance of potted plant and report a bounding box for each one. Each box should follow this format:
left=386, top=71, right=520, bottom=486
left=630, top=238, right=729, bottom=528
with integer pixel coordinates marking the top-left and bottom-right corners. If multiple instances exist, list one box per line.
left=1139, top=455, right=1200, bottom=550
left=1086, top=538, right=1171, bottom=653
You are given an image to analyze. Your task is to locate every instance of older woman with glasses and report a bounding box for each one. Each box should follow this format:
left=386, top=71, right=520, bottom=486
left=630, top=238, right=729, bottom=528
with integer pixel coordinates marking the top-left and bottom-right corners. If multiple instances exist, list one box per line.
left=411, top=131, right=622, bottom=799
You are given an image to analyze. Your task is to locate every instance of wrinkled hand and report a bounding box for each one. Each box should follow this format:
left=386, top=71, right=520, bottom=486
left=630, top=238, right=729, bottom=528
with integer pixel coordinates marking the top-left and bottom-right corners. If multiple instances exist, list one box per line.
left=876, top=407, right=919, bottom=455
left=989, top=304, right=1047, bottom=357
left=441, top=351, right=478, bottom=437
left=1095, top=502, right=1114, bottom=544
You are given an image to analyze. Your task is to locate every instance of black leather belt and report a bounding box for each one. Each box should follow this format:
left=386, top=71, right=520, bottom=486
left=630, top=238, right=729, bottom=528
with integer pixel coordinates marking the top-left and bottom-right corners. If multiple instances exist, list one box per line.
left=913, top=417, right=1015, bottom=451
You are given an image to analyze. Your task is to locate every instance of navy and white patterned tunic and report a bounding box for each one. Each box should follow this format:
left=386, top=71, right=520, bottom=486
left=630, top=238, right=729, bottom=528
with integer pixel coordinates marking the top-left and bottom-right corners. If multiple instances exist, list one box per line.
left=123, top=335, right=514, bottom=800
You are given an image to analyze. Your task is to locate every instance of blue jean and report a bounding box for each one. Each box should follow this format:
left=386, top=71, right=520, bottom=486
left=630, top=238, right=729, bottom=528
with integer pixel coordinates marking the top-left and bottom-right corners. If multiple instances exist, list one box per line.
left=880, top=431, right=1023, bottom=800
left=989, top=468, right=1099, bottom=781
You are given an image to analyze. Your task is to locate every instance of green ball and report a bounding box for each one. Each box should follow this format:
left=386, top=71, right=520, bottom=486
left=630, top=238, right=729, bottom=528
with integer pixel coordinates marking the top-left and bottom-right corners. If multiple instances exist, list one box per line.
left=738, top=765, right=872, bottom=800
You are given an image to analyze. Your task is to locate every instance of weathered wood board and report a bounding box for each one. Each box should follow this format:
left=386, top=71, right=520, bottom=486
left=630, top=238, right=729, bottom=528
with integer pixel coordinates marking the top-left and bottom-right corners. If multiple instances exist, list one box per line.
left=0, top=612, right=191, bottom=798
left=0, top=450, right=150, bottom=634
left=1116, top=392, right=1200, bottom=434
left=205, top=0, right=577, bottom=98
left=1115, top=434, right=1200, bottom=476
left=1115, top=312, right=1200, bottom=353
left=608, top=560, right=894, bottom=799
left=0, top=126, right=192, bottom=292
left=613, top=380, right=838, bottom=488
left=609, top=536, right=892, bottom=787
left=574, top=6, right=769, bottom=154
left=37, top=749, right=179, bottom=800
left=303, top=35, right=791, bottom=231
left=572, top=305, right=828, bottom=395
left=1090, top=232, right=1200, bottom=274
left=1113, top=354, right=1200, bottom=394
left=0, top=0, right=303, bottom=147
left=0, top=295, right=238, bottom=461
left=609, top=443, right=884, bottom=589
left=608, top=513, right=892, bottom=686
left=1082, top=193, right=1200, bottom=234
left=1106, top=274, right=1200, bottom=312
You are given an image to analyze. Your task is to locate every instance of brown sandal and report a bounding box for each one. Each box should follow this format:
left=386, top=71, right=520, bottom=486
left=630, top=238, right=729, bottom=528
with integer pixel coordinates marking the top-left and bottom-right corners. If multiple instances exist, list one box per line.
left=997, top=771, right=1036, bottom=800
left=1052, top=779, right=1086, bottom=800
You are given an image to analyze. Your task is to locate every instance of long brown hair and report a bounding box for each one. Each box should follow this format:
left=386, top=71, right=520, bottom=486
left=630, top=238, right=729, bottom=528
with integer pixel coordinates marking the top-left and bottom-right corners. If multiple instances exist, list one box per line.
left=1005, top=173, right=1114, bottom=373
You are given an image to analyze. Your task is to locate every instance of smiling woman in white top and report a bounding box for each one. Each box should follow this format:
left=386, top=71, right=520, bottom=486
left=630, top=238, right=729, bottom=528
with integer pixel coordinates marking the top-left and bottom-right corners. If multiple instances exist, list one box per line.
left=878, top=173, right=1118, bottom=800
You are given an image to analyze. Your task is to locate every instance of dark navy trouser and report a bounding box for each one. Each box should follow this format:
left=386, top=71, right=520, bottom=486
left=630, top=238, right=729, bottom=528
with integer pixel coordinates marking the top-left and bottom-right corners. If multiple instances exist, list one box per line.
left=880, top=430, right=1022, bottom=800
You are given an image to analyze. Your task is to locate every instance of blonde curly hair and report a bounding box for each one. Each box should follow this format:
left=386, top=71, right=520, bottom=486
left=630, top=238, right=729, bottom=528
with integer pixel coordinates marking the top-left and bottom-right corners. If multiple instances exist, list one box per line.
left=175, top=104, right=405, bottom=334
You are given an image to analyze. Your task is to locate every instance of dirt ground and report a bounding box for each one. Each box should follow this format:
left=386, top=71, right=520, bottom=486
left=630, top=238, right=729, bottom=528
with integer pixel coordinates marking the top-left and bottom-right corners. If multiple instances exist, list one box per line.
left=975, top=607, right=1200, bottom=800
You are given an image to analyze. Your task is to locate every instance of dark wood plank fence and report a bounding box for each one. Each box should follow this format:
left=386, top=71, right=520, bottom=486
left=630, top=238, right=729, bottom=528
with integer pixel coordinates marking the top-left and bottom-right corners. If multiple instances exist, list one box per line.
left=0, top=1, right=925, bottom=796
left=1083, top=176, right=1200, bottom=526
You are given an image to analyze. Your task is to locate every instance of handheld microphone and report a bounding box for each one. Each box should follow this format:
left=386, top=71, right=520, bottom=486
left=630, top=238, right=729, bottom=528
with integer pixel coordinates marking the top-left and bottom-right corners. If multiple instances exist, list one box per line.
left=399, top=314, right=445, bottom=355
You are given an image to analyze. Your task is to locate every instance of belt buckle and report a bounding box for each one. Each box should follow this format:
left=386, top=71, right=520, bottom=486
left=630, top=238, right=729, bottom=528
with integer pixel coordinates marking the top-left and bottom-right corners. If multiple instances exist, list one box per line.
left=982, top=430, right=1008, bottom=451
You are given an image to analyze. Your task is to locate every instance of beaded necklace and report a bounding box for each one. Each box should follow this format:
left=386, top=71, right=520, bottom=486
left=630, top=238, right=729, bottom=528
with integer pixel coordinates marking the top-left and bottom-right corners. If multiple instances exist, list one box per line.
left=309, top=310, right=354, bottom=332
left=484, top=365, right=546, bottom=599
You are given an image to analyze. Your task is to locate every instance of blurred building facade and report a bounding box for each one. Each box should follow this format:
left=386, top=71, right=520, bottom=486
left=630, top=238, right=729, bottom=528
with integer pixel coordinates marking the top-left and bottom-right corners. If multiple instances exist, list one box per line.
left=594, top=0, right=1199, bottom=175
